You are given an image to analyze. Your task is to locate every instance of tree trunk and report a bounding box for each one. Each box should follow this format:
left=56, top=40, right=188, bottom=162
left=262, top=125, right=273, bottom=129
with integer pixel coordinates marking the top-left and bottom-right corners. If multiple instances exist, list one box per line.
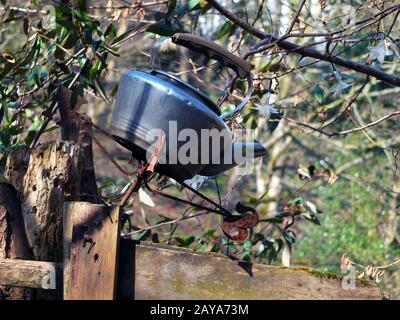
left=5, top=142, right=82, bottom=263
left=2, top=141, right=84, bottom=299
left=0, top=183, right=34, bottom=299
left=0, top=87, right=101, bottom=299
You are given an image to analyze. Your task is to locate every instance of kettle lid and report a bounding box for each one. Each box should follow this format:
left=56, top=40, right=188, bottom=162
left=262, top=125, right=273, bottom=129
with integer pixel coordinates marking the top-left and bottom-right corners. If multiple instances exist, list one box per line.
left=150, top=70, right=221, bottom=116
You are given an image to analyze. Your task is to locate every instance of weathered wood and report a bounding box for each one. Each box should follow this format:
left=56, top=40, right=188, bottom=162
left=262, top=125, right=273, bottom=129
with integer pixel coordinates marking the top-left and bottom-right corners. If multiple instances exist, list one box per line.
left=64, top=202, right=122, bottom=300
left=0, top=259, right=58, bottom=290
left=57, top=86, right=100, bottom=204
left=5, top=141, right=83, bottom=300
left=62, top=202, right=74, bottom=299
left=117, top=241, right=384, bottom=300
left=5, top=141, right=82, bottom=262
left=0, top=240, right=384, bottom=300
left=0, top=183, right=34, bottom=299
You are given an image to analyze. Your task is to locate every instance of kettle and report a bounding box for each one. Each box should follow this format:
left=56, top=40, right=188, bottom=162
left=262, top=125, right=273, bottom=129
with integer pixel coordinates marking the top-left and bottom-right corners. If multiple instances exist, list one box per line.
left=110, top=33, right=267, bottom=182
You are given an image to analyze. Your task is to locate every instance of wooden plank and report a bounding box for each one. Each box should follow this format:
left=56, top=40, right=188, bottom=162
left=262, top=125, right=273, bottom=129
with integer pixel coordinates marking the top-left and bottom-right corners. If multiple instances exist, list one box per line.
left=64, top=202, right=122, bottom=300
left=0, top=259, right=59, bottom=289
left=117, top=241, right=384, bottom=300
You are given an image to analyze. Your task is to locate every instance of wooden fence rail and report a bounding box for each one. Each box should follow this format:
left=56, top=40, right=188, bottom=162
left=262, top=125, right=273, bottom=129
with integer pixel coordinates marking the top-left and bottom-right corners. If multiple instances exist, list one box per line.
left=0, top=259, right=59, bottom=289
left=0, top=241, right=384, bottom=300
left=0, top=201, right=386, bottom=300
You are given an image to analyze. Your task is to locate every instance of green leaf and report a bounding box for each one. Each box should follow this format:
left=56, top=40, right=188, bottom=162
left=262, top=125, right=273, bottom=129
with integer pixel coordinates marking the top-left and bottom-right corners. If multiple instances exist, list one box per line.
left=146, top=22, right=184, bottom=36
left=134, top=230, right=150, bottom=241
left=283, top=230, right=297, bottom=244
left=243, top=240, right=253, bottom=249
left=92, top=77, right=108, bottom=102
left=174, top=236, right=195, bottom=247
left=188, top=0, right=208, bottom=10
left=27, top=65, right=41, bottom=87
left=188, top=0, right=201, bottom=9
left=303, top=212, right=321, bottom=225
left=202, top=229, right=216, bottom=238
left=260, top=217, right=284, bottom=224
left=215, top=21, right=237, bottom=39
left=313, top=84, right=325, bottom=104
left=287, top=196, right=303, bottom=205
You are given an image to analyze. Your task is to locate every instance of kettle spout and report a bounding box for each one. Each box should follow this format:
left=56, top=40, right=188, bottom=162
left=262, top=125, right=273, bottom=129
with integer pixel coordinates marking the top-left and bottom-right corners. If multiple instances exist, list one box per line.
left=199, top=141, right=267, bottom=177
left=239, top=141, right=268, bottom=159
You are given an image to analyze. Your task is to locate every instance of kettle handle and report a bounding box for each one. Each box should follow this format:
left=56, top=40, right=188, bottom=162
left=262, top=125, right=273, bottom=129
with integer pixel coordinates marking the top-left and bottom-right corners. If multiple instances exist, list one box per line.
left=171, top=33, right=251, bottom=79
left=150, top=34, right=253, bottom=119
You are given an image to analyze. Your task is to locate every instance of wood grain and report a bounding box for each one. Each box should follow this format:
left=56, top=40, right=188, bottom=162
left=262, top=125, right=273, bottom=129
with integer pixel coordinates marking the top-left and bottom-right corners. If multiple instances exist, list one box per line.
left=64, top=202, right=122, bottom=300
left=0, top=259, right=58, bottom=290
left=0, top=183, right=34, bottom=299
left=117, top=241, right=384, bottom=300
left=1, top=240, right=384, bottom=299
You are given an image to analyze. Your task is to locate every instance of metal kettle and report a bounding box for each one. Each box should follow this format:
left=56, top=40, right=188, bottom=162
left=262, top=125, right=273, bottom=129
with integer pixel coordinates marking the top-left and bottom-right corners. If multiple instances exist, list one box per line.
left=109, top=33, right=267, bottom=182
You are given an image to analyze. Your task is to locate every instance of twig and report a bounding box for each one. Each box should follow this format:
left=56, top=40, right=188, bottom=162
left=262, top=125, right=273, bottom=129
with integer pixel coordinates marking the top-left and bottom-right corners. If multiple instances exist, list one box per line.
left=124, top=211, right=209, bottom=236
left=207, top=0, right=400, bottom=86
left=284, top=110, right=400, bottom=137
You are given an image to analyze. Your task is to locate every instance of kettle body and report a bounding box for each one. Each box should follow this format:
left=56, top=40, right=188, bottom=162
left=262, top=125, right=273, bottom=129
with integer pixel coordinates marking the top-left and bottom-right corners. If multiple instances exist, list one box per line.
left=110, top=69, right=232, bottom=181
left=109, top=33, right=267, bottom=182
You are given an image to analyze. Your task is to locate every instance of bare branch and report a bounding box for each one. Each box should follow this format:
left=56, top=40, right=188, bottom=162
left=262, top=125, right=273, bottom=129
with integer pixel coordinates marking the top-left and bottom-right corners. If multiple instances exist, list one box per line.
left=207, top=0, right=400, bottom=86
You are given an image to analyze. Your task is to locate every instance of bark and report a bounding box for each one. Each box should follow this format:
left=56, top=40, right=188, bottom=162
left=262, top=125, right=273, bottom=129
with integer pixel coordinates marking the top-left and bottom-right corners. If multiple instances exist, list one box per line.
left=0, top=88, right=101, bottom=299
left=0, top=183, right=34, bottom=300
left=5, top=141, right=82, bottom=263
left=56, top=86, right=100, bottom=203
left=2, top=141, right=83, bottom=299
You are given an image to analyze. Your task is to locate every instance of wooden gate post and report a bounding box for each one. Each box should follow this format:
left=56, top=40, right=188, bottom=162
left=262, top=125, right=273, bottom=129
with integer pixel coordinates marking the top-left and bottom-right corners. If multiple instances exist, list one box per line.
left=63, top=202, right=122, bottom=300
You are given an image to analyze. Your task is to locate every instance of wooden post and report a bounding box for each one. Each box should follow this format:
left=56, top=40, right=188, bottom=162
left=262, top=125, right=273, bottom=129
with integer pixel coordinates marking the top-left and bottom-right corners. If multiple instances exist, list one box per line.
left=63, top=202, right=122, bottom=300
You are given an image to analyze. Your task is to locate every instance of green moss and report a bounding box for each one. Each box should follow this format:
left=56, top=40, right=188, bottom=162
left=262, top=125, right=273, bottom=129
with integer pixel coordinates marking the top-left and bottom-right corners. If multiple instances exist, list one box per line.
left=294, top=266, right=372, bottom=287
left=293, top=267, right=341, bottom=280
left=358, top=278, right=371, bottom=287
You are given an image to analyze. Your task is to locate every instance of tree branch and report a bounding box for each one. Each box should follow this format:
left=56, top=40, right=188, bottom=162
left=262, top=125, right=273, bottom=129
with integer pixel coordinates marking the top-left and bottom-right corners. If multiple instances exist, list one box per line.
left=285, top=110, right=400, bottom=137
left=207, top=0, right=400, bottom=86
